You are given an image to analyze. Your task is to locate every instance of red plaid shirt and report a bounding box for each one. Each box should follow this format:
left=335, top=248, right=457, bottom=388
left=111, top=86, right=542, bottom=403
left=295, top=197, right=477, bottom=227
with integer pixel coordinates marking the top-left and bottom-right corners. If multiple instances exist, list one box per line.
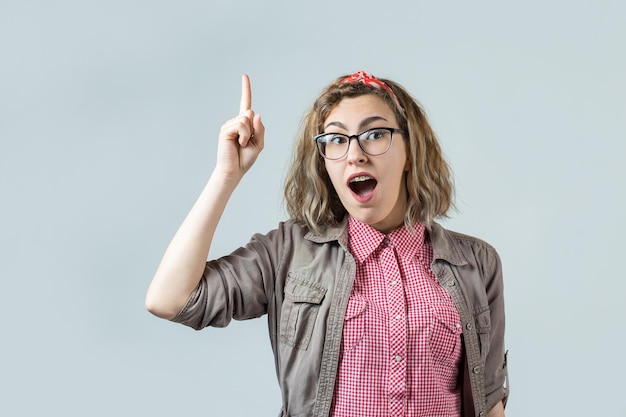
left=330, top=217, right=463, bottom=417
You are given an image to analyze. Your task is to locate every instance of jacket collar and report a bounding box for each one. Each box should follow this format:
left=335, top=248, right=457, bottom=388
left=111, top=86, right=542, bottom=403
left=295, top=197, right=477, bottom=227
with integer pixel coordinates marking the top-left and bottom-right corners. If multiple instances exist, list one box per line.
left=427, top=222, right=468, bottom=266
left=305, top=217, right=468, bottom=267
left=304, top=217, right=349, bottom=247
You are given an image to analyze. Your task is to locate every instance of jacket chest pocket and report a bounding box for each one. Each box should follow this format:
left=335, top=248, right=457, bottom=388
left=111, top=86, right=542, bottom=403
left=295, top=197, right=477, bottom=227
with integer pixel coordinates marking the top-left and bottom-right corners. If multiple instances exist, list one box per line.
left=280, top=274, right=327, bottom=350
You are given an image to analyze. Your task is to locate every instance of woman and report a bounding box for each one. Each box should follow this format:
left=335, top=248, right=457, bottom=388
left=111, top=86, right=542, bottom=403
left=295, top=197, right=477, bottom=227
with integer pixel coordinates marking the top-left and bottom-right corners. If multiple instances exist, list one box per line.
left=146, top=71, right=509, bottom=417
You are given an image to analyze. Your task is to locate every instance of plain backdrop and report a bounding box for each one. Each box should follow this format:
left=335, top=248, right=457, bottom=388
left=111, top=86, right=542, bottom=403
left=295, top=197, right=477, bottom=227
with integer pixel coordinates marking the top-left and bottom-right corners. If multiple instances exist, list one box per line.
left=1, top=1, right=625, bottom=416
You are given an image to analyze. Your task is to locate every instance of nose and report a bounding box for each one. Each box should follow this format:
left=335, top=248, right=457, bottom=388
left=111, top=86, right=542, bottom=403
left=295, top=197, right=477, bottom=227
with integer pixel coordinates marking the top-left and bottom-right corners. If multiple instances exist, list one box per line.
left=346, top=137, right=367, bottom=164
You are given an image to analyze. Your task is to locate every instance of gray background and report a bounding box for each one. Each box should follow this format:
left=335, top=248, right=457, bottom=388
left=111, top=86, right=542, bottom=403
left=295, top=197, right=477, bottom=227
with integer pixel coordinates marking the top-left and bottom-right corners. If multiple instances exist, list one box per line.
left=1, top=0, right=624, bottom=416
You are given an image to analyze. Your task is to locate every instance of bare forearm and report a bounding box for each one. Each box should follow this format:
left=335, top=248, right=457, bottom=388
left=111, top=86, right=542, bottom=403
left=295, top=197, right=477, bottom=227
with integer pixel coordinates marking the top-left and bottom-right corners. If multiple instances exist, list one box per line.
left=145, top=172, right=239, bottom=319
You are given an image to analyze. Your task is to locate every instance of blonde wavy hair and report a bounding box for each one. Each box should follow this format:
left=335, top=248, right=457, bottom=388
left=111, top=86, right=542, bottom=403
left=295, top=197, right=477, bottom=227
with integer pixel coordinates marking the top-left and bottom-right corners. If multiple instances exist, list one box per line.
left=284, top=74, right=453, bottom=235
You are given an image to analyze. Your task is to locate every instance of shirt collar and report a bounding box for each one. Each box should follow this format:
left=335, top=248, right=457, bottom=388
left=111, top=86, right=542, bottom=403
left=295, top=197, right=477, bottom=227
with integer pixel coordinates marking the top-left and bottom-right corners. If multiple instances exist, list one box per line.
left=347, top=216, right=427, bottom=263
left=303, top=216, right=468, bottom=266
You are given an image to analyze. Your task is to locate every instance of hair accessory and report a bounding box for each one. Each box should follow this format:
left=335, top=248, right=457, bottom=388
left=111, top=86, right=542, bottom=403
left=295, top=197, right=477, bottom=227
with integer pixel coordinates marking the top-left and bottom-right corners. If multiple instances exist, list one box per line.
left=342, top=71, right=395, bottom=96
left=342, top=71, right=402, bottom=110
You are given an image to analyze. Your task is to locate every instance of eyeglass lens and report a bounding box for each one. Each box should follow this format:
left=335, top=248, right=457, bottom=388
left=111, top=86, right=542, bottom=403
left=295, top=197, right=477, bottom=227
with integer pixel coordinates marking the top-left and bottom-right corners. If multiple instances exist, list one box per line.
left=317, top=128, right=394, bottom=159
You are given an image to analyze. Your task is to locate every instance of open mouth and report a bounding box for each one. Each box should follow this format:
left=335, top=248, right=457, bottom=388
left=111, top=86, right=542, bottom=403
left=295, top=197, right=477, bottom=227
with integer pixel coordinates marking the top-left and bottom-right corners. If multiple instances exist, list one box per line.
left=349, top=175, right=377, bottom=196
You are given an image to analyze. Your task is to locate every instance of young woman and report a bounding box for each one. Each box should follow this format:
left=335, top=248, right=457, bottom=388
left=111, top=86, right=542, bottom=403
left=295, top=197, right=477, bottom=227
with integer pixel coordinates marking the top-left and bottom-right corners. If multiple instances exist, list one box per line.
left=146, top=71, right=509, bottom=417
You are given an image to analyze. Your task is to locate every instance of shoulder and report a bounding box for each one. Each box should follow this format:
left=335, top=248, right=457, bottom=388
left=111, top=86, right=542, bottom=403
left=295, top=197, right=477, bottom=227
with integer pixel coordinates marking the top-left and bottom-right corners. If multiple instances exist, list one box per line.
left=442, top=226, right=497, bottom=252
left=249, top=219, right=309, bottom=243
left=246, top=220, right=330, bottom=261
left=429, top=222, right=502, bottom=271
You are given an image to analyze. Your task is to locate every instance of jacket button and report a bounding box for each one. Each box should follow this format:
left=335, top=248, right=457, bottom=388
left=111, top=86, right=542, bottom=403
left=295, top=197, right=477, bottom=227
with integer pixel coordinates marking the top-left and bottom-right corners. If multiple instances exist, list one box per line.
left=472, top=366, right=481, bottom=374
left=478, top=412, right=485, bottom=417
left=466, top=323, right=473, bottom=330
left=446, top=280, right=456, bottom=287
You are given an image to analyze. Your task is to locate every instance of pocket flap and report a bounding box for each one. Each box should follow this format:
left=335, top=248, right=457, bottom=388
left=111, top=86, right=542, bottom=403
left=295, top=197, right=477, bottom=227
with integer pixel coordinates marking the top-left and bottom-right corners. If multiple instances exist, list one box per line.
left=344, top=294, right=367, bottom=320
left=432, top=303, right=463, bottom=335
left=285, top=274, right=326, bottom=304
left=474, top=308, right=491, bottom=333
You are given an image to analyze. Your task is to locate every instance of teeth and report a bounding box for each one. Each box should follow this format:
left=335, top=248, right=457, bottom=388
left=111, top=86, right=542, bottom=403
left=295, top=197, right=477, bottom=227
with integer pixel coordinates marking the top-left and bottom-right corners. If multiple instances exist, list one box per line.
left=350, top=175, right=373, bottom=183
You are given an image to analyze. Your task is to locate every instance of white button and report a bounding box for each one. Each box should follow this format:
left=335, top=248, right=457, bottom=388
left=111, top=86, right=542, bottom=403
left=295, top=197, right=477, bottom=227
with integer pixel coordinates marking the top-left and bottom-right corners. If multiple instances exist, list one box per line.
left=395, top=314, right=402, bottom=320
left=391, top=280, right=397, bottom=286
left=395, top=355, right=402, bottom=362
left=455, top=323, right=461, bottom=328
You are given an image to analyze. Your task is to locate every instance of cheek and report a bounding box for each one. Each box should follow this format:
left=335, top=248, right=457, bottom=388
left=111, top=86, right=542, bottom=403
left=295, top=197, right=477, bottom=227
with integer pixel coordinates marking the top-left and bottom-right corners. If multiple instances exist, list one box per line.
left=389, top=145, right=410, bottom=175
left=324, top=161, right=342, bottom=188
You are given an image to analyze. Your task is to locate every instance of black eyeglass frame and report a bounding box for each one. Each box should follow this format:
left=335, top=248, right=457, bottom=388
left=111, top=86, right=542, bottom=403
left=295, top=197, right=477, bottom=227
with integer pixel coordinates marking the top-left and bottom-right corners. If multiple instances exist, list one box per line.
left=313, top=127, right=406, bottom=160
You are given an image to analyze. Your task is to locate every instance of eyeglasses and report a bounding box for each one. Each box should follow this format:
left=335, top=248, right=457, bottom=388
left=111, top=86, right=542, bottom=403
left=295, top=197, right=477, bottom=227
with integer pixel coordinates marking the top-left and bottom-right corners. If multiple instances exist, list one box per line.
left=313, top=127, right=405, bottom=160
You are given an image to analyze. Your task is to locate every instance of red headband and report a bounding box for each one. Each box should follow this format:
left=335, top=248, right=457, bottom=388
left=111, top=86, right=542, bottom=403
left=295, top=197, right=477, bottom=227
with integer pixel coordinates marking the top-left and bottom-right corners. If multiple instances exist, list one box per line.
left=342, top=71, right=401, bottom=108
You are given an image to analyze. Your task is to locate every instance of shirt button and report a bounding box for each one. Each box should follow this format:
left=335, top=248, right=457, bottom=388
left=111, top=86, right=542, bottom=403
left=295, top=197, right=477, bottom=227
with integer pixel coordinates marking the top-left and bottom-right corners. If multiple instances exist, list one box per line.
left=391, top=280, right=398, bottom=286
left=383, top=238, right=390, bottom=246
left=455, top=323, right=461, bottom=329
left=394, top=355, right=402, bottom=362
left=395, top=314, right=402, bottom=320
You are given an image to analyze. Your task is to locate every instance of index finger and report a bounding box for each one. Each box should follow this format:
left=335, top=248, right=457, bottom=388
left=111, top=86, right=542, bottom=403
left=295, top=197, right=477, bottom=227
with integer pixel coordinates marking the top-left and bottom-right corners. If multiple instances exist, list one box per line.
left=239, top=74, right=252, bottom=114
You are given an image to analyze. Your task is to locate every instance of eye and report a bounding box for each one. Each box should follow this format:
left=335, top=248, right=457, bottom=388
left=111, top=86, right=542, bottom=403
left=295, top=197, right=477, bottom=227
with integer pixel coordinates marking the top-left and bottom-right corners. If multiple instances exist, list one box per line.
left=363, top=129, right=387, bottom=141
left=324, top=134, right=348, bottom=145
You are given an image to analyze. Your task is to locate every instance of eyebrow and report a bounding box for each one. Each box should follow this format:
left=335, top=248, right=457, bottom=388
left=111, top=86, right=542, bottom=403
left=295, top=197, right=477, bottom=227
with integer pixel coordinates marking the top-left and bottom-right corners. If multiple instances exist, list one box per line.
left=324, top=116, right=389, bottom=132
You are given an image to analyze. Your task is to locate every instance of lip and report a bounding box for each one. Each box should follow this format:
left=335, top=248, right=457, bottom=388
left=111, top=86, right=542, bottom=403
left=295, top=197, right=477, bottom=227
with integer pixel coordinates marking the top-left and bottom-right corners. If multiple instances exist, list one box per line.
left=347, top=172, right=376, bottom=184
left=347, top=172, right=377, bottom=203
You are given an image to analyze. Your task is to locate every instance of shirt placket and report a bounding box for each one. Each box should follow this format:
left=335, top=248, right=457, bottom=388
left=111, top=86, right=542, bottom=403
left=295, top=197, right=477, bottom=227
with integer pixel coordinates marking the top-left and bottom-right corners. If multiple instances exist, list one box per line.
left=380, top=238, right=407, bottom=417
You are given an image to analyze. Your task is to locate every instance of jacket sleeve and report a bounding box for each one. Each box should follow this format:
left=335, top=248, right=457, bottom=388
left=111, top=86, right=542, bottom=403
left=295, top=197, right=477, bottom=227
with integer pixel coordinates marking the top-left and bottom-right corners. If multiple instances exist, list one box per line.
left=170, top=224, right=286, bottom=330
left=483, top=247, right=509, bottom=410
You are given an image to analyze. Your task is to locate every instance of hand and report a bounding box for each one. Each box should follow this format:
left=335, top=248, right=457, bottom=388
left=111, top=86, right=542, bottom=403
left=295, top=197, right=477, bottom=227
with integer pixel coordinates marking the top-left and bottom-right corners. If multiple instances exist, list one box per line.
left=215, top=74, right=265, bottom=180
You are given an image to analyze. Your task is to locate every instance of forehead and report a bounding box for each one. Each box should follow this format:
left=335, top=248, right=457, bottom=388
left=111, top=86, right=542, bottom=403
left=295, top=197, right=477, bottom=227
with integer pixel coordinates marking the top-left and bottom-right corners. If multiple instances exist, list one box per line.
left=324, top=95, right=396, bottom=128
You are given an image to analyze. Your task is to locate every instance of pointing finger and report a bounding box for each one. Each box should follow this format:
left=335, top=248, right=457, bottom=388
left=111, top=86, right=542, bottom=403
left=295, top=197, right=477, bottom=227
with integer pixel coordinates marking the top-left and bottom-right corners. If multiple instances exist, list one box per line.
left=239, top=74, right=252, bottom=114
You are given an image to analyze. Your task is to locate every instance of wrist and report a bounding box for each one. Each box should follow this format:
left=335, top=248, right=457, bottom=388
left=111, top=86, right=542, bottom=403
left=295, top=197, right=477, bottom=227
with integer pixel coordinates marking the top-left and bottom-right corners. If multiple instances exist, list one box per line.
left=208, top=168, right=242, bottom=192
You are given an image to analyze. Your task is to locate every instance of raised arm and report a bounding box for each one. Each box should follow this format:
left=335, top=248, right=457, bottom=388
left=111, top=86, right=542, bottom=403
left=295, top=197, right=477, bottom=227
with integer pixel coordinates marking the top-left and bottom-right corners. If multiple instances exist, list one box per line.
left=145, top=75, right=265, bottom=319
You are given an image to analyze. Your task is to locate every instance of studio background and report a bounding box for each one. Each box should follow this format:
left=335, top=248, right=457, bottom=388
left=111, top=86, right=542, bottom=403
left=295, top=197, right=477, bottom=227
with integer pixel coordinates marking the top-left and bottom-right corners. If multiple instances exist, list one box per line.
left=1, top=1, right=624, bottom=416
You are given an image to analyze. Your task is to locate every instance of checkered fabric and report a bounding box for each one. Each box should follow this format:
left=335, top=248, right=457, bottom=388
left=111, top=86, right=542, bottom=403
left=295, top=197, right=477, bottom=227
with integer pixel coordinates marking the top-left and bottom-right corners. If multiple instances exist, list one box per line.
left=330, top=217, right=463, bottom=417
